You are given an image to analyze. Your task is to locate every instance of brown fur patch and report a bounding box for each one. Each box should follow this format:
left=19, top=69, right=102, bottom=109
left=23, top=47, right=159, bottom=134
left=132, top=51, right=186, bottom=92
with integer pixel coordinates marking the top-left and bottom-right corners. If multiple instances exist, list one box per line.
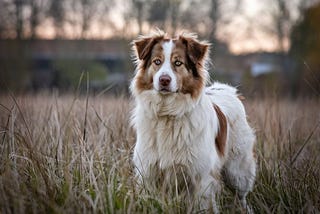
left=173, top=36, right=209, bottom=99
left=178, top=34, right=209, bottom=65
left=134, top=35, right=164, bottom=60
left=180, top=74, right=204, bottom=99
left=213, top=105, right=228, bottom=157
left=133, top=37, right=165, bottom=92
left=134, top=69, right=154, bottom=92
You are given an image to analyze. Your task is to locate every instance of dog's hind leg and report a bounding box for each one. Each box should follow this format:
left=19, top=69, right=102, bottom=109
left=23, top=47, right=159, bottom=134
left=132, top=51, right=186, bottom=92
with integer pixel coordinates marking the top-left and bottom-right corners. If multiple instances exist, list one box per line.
left=222, top=150, right=256, bottom=211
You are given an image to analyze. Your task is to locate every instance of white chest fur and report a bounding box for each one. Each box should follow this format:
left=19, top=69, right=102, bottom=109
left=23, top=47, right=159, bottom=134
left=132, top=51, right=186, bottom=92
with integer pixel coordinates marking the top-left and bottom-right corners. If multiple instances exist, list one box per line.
left=132, top=91, right=221, bottom=177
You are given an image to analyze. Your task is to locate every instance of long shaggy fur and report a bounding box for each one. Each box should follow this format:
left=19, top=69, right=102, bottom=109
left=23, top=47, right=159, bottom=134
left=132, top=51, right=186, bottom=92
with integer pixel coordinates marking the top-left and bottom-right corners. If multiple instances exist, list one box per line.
left=130, top=31, right=256, bottom=212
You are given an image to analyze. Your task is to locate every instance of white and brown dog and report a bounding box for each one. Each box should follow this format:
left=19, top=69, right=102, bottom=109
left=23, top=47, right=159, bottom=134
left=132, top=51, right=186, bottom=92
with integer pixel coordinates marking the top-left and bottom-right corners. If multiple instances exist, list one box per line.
left=130, top=31, right=256, bottom=212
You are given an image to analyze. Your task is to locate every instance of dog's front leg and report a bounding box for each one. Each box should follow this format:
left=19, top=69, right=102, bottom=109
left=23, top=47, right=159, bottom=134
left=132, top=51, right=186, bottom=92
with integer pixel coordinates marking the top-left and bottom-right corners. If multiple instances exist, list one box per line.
left=197, top=174, right=221, bottom=213
left=133, top=140, right=158, bottom=183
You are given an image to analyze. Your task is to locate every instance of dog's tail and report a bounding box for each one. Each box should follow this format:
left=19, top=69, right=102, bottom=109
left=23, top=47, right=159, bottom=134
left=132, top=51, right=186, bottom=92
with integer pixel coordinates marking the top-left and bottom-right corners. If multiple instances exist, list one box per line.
left=205, top=82, right=238, bottom=96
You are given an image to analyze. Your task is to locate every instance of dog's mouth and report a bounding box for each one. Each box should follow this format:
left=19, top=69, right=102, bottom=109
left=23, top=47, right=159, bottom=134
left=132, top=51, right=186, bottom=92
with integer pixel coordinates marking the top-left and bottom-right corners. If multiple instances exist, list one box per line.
left=158, top=87, right=179, bottom=95
left=160, top=88, right=170, bottom=93
left=159, top=86, right=172, bottom=94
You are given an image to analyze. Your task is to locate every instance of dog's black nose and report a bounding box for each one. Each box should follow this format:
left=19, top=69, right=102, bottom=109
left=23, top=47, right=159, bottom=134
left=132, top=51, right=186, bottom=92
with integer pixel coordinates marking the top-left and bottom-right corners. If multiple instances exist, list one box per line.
left=159, top=75, right=171, bottom=86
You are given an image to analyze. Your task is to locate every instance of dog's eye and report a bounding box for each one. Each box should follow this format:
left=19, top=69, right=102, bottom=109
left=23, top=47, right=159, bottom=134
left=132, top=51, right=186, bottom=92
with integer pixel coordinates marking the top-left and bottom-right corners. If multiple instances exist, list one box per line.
left=154, top=59, right=162, bottom=65
left=174, top=60, right=183, bottom=67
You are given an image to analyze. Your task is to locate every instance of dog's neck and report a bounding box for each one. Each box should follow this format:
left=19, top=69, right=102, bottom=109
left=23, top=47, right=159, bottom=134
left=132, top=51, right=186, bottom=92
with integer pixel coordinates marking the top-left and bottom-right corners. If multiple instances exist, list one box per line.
left=136, top=90, right=203, bottom=118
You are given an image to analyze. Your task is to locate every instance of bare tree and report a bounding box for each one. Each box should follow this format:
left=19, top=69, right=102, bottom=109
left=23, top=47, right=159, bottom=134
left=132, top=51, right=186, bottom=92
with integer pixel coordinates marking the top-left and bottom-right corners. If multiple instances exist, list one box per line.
left=264, top=0, right=320, bottom=53
left=29, top=0, right=46, bottom=39
left=271, top=0, right=291, bottom=53
left=168, top=0, right=181, bottom=35
left=147, top=0, right=170, bottom=30
left=207, top=0, right=243, bottom=42
left=29, top=0, right=39, bottom=39
left=132, top=0, right=145, bottom=35
left=208, top=0, right=219, bottom=42
left=0, top=0, right=48, bottom=39
left=146, top=0, right=183, bottom=34
left=179, top=1, right=205, bottom=33
left=0, top=1, right=15, bottom=38
left=14, top=0, right=24, bottom=39
left=79, top=0, right=108, bottom=39
left=63, top=0, right=113, bottom=39
left=49, top=0, right=65, bottom=38
left=122, top=0, right=153, bottom=36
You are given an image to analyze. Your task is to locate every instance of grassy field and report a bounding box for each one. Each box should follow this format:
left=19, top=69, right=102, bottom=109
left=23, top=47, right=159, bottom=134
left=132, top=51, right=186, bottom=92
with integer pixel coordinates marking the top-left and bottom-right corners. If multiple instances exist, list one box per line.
left=0, top=92, right=319, bottom=213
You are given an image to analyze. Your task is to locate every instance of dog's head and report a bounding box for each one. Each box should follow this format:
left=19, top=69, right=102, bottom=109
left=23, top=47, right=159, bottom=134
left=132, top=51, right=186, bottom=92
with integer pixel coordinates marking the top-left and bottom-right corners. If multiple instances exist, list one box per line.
left=131, top=31, right=210, bottom=99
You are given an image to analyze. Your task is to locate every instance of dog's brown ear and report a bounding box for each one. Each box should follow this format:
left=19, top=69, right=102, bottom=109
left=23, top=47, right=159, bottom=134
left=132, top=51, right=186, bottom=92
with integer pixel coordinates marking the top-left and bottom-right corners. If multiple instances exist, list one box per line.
left=134, top=37, right=154, bottom=60
left=179, top=34, right=209, bottom=65
left=134, top=35, right=165, bottom=60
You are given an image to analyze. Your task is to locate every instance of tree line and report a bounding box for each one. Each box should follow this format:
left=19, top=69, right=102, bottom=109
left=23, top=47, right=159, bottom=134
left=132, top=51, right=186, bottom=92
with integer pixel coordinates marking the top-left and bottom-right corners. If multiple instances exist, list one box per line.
left=0, top=0, right=317, bottom=51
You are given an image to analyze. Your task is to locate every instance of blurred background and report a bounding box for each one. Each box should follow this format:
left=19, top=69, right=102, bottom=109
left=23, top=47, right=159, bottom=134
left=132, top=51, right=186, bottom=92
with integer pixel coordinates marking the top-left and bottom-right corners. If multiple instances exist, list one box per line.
left=0, top=0, right=319, bottom=98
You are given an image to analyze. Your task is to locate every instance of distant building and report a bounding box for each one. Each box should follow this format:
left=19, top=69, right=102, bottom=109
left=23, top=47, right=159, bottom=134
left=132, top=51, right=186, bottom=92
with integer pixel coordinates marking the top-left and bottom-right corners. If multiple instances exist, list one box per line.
left=0, top=39, right=132, bottom=92
left=250, top=62, right=280, bottom=77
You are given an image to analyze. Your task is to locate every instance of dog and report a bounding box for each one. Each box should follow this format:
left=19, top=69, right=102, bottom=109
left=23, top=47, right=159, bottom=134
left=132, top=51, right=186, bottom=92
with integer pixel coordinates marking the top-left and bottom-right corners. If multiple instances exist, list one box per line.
left=130, top=30, right=256, bottom=212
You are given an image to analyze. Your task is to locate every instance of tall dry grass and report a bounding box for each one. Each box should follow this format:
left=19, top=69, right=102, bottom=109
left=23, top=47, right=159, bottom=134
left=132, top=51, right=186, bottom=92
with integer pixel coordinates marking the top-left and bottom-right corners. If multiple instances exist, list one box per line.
left=0, top=92, right=319, bottom=213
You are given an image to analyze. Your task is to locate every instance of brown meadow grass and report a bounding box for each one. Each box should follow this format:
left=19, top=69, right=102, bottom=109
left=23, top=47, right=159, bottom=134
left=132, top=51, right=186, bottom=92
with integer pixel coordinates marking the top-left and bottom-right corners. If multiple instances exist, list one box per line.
left=0, top=92, right=319, bottom=213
